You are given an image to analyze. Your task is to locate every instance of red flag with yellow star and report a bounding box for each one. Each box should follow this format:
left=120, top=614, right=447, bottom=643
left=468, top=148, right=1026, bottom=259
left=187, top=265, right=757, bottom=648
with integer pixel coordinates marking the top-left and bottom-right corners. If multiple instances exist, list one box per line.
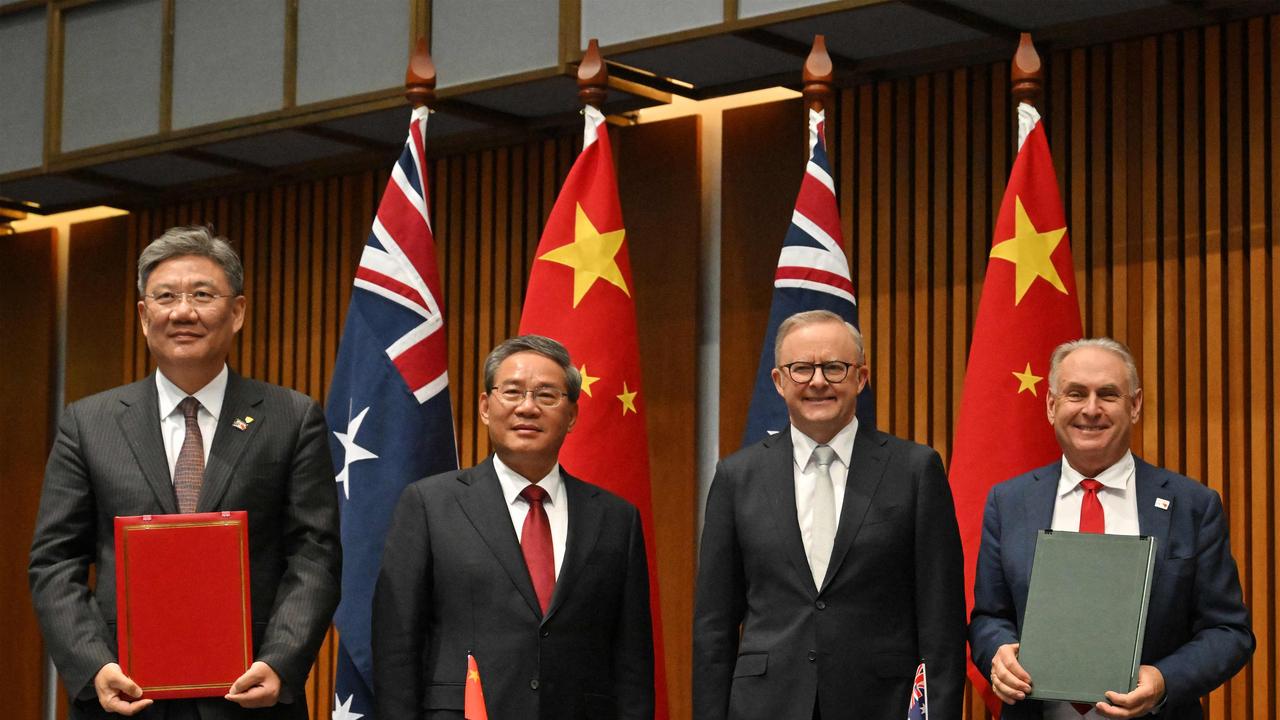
left=518, top=104, right=667, bottom=718
left=949, top=105, right=1083, bottom=715
left=465, top=654, right=488, bottom=720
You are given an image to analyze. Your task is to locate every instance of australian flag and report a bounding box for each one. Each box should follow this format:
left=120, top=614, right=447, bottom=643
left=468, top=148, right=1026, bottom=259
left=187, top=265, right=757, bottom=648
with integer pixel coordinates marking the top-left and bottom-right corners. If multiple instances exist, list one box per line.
left=742, top=108, right=874, bottom=446
left=907, top=662, right=928, bottom=719
left=326, top=104, right=457, bottom=720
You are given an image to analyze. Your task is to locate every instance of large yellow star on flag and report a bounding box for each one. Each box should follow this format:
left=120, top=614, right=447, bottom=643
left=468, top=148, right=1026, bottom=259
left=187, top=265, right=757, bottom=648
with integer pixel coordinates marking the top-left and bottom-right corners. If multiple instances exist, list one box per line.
left=538, top=203, right=630, bottom=307
left=617, top=381, right=638, bottom=415
left=989, top=196, right=1069, bottom=305
left=579, top=364, right=599, bottom=397
left=1012, top=362, right=1043, bottom=396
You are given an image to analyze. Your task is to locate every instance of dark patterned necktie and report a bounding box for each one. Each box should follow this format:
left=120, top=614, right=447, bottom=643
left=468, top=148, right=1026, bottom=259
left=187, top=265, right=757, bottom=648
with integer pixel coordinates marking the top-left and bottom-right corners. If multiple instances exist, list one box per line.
left=174, top=396, right=204, bottom=513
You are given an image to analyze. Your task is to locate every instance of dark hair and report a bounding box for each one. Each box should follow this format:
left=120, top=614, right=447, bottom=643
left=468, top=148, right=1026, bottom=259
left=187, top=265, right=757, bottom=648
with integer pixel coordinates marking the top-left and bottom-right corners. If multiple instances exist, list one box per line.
left=137, top=225, right=244, bottom=295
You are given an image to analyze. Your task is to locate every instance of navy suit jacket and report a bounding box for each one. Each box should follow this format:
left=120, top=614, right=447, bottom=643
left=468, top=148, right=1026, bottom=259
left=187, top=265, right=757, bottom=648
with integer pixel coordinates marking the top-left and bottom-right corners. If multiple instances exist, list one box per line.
left=969, top=457, right=1253, bottom=719
left=371, top=457, right=654, bottom=720
left=693, top=426, right=967, bottom=720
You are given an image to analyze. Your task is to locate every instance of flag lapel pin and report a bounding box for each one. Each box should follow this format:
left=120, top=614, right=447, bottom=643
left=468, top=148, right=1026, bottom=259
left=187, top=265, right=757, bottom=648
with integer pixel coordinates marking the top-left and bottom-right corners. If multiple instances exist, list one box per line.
left=232, top=418, right=249, bottom=431
left=1155, top=498, right=1170, bottom=510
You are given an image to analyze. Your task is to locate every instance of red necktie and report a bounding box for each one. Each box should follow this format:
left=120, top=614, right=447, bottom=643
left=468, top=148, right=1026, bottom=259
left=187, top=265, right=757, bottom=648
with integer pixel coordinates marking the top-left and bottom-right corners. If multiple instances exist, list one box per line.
left=520, top=484, right=555, bottom=614
left=1073, top=478, right=1106, bottom=714
left=174, top=397, right=204, bottom=513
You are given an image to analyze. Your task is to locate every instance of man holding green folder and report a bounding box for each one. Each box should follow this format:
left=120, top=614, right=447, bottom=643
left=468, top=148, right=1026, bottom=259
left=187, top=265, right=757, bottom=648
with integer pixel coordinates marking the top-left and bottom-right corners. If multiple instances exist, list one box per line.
left=969, top=338, right=1253, bottom=719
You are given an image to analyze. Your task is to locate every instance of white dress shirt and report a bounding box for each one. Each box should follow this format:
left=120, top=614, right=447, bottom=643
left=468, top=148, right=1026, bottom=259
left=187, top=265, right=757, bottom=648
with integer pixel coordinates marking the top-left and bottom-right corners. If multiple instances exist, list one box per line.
left=1044, top=451, right=1140, bottom=720
left=790, top=418, right=859, bottom=564
left=156, top=365, right=227, bottom=483
left=493, top=454, right=568, bottom=578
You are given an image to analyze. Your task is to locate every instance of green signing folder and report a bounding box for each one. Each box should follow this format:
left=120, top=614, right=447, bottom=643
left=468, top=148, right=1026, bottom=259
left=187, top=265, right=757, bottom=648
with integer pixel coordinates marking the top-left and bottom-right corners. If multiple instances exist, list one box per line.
left=1019, top=530, right=1157, bottom=705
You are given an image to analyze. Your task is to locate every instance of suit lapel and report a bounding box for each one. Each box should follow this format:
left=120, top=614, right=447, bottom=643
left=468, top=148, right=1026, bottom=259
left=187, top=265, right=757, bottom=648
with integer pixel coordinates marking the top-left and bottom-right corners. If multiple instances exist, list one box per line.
left=115, top=375, right=179, bottom=514
left=199, top=372, right=261, bottom=512
left=761, top=431, right=815, bottom=592
left=456, top=458, right=543, bottom=619
left=1023, top=461, right=1060, bottom=533
left=1134, top=459, right=1172, bottom=561
left=823, top=426, right=888, bottom=590
left=545, top=470, right=603, bottom=621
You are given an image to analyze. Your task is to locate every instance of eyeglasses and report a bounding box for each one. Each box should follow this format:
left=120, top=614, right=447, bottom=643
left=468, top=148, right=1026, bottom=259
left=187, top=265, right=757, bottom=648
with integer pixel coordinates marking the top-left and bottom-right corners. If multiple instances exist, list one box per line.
left=778, top=361, right=861, bottom=384
left=490, top=386, right=570, bottom=408
left=1053, top=388, right=1132, bottom=406
left=144, top=290, right=232, bottom=307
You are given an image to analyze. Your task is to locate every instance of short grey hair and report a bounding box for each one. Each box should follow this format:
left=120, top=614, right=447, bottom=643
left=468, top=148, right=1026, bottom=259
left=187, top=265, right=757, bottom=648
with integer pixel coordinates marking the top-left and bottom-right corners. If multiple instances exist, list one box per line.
left=137, top=225, right=244, bottom=296
left=483, top=335, right=582, bottom=402
left=1048, top=337, right=1141, bottom=394
left=773, top=309, right=866, bottom=366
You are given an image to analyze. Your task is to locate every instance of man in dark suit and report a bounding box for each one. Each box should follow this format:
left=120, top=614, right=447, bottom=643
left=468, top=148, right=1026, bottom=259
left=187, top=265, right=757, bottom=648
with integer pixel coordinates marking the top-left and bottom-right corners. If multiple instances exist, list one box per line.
left=28, top=225, right=342, bottom=719
left=693, top=309, right=966, bottom=720
left=371, top=334, right=654, bottom=719
left=970, top=337, right=1253, bottom=719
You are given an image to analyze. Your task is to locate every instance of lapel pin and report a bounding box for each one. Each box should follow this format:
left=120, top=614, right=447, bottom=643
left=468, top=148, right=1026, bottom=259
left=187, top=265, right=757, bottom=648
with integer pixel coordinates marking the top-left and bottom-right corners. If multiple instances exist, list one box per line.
left=244, top=416, right=255, bottom=424
left=232, top=419, right=249, bottom=431
left=1155, top=498, right=1170, bottom=510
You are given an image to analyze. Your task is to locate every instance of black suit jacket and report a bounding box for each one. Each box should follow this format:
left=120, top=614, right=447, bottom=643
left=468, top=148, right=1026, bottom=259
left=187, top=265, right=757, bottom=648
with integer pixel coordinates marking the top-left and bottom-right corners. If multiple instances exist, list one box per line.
left=693, top=426, right=967, bottom=720
left=371, top=456, right=654, bottom=720
left=28, top=372, right=342, bottom=720
left=969, top=457, right=1254, bottom=719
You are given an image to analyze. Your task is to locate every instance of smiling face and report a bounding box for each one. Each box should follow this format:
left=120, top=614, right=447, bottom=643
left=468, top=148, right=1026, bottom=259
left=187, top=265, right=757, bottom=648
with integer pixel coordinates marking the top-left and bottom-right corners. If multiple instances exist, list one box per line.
left=137, top=254, right=245, bottom=391
left=1046, top=345, right=1143, bottom=477
left=771, top=319, right=868, bottom=444
left=479, top=351, right=578, bottom=480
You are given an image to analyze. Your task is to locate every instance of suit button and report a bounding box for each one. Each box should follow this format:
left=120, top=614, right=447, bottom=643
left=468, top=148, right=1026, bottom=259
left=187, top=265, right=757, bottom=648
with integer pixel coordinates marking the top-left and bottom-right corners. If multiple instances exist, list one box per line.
left=815, top=600, right=826, bottom=610
left=541, top=629, right=550, bottom=638
left=807, top=652, right=817, bottom=662
left=530, top=679, right=540, bottom=690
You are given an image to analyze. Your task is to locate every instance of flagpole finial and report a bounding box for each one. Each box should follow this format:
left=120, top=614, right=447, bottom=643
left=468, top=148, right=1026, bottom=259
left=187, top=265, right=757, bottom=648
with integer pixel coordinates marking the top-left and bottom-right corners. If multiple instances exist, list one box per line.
left=1011, top=32, right=1043, bottom=109
left=405, top=36, right=437, bottom=109
left=578, top=38, right=608, bottom=109
left=802, top=35, right=834, bottom=113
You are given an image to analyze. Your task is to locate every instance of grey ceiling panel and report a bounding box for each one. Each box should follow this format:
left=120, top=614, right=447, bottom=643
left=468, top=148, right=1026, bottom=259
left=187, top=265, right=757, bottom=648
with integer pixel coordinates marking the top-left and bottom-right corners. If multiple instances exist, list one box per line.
left=766, top=4, right=988, bottom=60
left=94, top=154, right=235, bottom=186
left=433, top=0, right=559, bottom=88
left=613, top=34, right=800, bottom=89
left=583, top=0, right=722, bottom=47
left=737, top=0, right=834, bottom=19
left=297, top=0, right=409, bottom=104
left=172, top=0, right=285, bottom=129
left=0, top=9, right=46, bottom=174
left=0, top=175, right=113, bottom=208
left=62, top=0, right=163, bottom=152
left=199, top=130, right=362, bottom=167
left=949, top=0, right=1167, bottom=30
left=319, top=108, right=492, bottom=146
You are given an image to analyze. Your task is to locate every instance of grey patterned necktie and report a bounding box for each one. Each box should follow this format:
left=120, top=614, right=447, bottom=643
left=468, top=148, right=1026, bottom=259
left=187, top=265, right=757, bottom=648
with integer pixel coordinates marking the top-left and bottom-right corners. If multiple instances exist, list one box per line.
left=809, top=444, right=838, bottom=588
left=174, top=396, right=204, bottom=513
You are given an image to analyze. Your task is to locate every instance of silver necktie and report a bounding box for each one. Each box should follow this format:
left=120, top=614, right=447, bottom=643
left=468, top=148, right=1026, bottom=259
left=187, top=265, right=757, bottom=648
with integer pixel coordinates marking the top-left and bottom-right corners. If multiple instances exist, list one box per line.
left=809, top=444, right=838, bottom=588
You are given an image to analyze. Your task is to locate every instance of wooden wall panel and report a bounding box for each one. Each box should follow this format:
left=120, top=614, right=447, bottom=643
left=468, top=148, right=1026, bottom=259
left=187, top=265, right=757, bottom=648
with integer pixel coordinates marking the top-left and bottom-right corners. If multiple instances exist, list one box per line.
left=721, top=15, right=1279, bottom=720
left=0, top=228, right=56, bottom=720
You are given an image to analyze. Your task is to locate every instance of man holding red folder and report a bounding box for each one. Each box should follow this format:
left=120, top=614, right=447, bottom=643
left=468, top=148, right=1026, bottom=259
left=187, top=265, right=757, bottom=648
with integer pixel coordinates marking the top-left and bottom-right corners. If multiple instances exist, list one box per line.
left=29, top=225, right=342, bottom=719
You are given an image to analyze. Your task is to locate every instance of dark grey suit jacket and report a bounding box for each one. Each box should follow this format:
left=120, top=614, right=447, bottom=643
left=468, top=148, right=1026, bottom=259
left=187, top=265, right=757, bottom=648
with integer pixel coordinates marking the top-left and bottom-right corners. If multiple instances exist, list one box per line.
left=693, top=426, right=967, bottom=720
left=969, top=457, right=1254, bottom=719
left=28, top=372, right=342, bottom=720
left=371, top=456, right=654, bottom=720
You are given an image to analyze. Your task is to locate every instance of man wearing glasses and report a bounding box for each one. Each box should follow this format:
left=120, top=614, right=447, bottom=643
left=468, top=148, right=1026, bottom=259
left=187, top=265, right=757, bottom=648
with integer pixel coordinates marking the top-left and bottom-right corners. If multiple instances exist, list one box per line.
left=694, top=309, right=966, bottom=720
left=29, top=226, right=341, bottom=719
left=372, top=335, right=654, bottom=719
left=970, top=338, right=1253, bottom=719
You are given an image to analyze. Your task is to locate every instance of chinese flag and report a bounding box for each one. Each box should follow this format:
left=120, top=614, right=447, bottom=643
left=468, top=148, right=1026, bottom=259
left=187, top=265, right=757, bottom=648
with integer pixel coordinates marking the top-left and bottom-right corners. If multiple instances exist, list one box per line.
left=465, top=654, right=488, bottom=720
left=518, top=104, right=667, bottom=718
left=949, top=106, right=1083, bottom=715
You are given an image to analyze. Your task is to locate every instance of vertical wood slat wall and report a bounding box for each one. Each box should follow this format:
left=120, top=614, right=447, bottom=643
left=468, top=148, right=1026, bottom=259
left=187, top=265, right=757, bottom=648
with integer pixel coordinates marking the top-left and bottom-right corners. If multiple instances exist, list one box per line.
left=113, top=118, right=701, bottom=720
left=820, top=17, right=1275, bottom=720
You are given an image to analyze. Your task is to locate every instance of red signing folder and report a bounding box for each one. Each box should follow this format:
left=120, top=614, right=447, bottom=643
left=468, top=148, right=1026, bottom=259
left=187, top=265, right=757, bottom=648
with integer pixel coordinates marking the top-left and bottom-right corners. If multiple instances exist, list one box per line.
left=114, top=511, right=252, bottom=699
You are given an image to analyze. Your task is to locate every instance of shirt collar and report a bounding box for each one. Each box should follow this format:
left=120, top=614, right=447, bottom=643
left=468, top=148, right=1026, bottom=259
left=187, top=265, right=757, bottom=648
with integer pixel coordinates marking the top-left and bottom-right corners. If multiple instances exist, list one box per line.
left=493, top=454, right=564, bottom=507
left=790, top=416, right=859, bottom=471
left=1058, top=451, right=1135, bottom=498
left=156, top=365, right=229, bottom=422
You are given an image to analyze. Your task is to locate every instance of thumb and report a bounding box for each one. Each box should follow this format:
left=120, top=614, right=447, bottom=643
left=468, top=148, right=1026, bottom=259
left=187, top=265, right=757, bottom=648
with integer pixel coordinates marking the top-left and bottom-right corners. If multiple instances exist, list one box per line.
left=111, top=673, right=143, bottom=699
left=230, top=666, right=262, bottom=694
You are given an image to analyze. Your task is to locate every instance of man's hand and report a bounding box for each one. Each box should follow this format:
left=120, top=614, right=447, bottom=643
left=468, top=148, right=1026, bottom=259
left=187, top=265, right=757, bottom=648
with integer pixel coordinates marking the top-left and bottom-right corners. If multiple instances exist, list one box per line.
left=94, top=663, right=153, bottom=715
left=1095, top=664, right=1165, bottom=718
left=226, top=661, right=282, bottom=708
left=990, top=642, right=1033, bottom=704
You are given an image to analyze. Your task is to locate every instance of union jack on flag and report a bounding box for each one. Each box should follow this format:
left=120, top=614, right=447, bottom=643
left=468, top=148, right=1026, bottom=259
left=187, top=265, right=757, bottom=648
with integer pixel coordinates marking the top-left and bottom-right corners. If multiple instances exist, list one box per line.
left=326, top=104, right=458, bottom=720
left=742, top=108, right=874, bottom=446
left=907, top=662, right=928, bottom=720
